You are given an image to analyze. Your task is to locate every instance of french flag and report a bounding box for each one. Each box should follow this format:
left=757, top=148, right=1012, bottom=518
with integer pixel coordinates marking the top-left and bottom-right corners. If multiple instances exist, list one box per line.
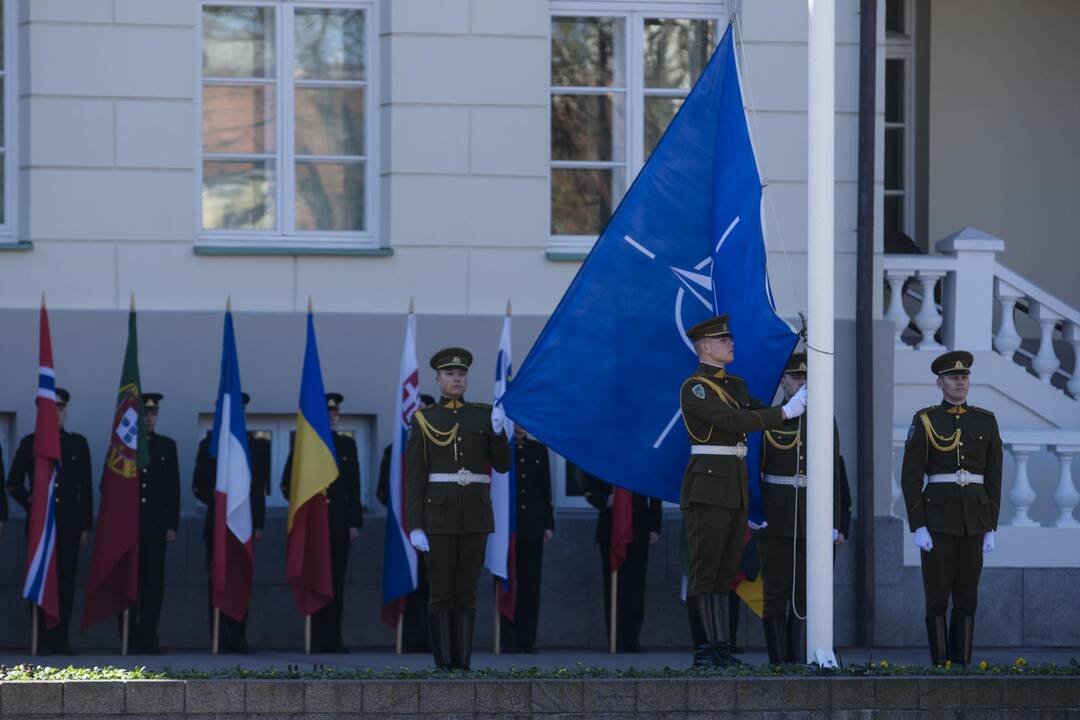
left=380, top=310, right=420, bottom=627
left=210, top=308, right=254, bottom=621
left=486, top=307, right=516, bottom=619
left=23, top=302, right=61, bottom=628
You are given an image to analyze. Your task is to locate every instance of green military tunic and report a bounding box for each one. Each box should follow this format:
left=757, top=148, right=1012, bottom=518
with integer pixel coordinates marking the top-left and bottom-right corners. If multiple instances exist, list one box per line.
left=679, top=364, right=786, bottom=597
left=901, top=400, right=1003, bottom=619
left=406, top=396, right=510, bottom=612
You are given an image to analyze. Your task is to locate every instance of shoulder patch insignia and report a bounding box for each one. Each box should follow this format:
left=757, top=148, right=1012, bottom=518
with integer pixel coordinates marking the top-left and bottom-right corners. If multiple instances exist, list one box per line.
left=906, top=423, right=915, bottom=442
left=692, top=383, right=706, bottom=400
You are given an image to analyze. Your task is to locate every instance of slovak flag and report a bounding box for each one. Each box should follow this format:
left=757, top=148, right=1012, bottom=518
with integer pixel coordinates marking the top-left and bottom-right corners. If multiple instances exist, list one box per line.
left=210, top=308, right=254, bottom=621
left=23, top=303, right=61, bottom=628
left=485, top=308, right=516, bottom=619
left=380, top=310, right=421, bottom=627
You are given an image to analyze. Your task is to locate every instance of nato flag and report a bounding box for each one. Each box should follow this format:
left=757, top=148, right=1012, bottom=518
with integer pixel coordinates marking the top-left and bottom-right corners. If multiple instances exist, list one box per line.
left=501, top=23, right=796, bottom=523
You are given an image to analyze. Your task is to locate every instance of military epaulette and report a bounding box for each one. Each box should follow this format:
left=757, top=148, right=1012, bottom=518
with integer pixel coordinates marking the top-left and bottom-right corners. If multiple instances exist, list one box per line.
left=469, top=401, right=494, bottom=410
left=915, top=405, right=938, bottom=417
left=968, top=405, right=996, bottom=417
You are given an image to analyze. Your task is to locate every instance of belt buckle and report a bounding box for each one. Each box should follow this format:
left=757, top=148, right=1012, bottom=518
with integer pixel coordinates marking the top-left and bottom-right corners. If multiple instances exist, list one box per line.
left=956, top=469, right=972, bottom=486
left=794, top=473, right=807, bottom=487
left=735, top=442, right=747, bottom=459
left=456, top=468, right=470, bottom=486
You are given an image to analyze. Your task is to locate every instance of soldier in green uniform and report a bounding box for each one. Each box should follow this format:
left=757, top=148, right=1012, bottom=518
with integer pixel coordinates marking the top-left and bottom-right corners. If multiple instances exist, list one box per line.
left=406, top=348, right=511, bottom=670
left=131, top=393, right=180, bottom=654
left=901, top=350, right=1002, bottom=666
left=756, top=353, right=843, bottom=664
left=281, top=392, right=364, bottom=653
left=679, top=316, right=807, bottom=667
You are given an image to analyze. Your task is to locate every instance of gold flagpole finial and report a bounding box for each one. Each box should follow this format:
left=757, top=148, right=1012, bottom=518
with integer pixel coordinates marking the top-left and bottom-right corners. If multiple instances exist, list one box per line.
left=506, top=299, right=512, bottom=317
left=130, top=293, right=136, bottom=312
left=408, top=297, right=415, bottom=314
left=307, top=296, right=313, bottom=313
left=41, top=291, right=46, bottom=308
left=226, top=295, right=232, bottom=312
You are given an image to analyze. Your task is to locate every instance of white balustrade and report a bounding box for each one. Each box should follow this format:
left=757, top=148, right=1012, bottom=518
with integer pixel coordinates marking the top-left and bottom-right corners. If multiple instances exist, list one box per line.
left=1066, top=323, right=1080, bottom=399
left=1006, top=443, right=1041, bottom=527
left=913, top=271, right=946, bottom=351
left=1050, top=445, right=1080, bottom=528
left=1030, top=301, right=1063, bottom=383
left=993, top=278, right=1024, bottom=358
left=884, top=270, right=912, bottom=349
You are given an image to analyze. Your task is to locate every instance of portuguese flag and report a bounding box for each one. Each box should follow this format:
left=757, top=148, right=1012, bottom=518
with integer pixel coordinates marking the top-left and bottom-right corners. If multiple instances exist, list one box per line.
left=83, top=299, right=148, bottom=629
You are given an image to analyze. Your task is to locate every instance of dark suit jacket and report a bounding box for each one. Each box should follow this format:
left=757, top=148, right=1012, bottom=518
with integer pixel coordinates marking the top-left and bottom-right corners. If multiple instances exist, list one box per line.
left=7, top=430, right=93, bottom=534
left=582, top=473, right=661, bottom=546
left=192, top=431, right=269, bottom=541
left=139, top=431, right=181, bottom=538
left=514, top=437, right=554, bottom=540
left=282, top=432, right=364, bottom=537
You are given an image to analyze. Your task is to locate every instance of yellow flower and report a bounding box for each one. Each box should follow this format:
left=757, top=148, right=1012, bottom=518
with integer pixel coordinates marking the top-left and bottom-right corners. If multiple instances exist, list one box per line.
left=1015, top=657, right=1026, bottom=667
left=879, top=660, right=888, bottom=668
left=945, top=660, right=952, bottom=669
left=979, top=660, right=988, bottom=670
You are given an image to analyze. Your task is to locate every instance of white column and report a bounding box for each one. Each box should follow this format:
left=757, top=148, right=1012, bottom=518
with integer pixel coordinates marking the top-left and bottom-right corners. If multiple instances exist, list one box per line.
left=884, top=270, right=912, bottom=349
left=1007, top=444, right=1041, bottom=527
left=805, top=0, right=836, bottom=669
left=1050, top=445, right=1080, bottom=528
left=1030, top=301, right=1063, bottom=383
left=1065, top=323, right=1080, bottom=399
left=993, top=278, right=1024, bottom=358
left=914, top=270, right=945, bottom=351
left=935, top=228, right=1004, bottom=352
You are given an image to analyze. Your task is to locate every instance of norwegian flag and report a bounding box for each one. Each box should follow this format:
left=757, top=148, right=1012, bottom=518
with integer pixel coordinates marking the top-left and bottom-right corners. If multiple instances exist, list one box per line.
left=380, top=310, right=421, bottom=627
left=23, top=304, right=61, bottom=628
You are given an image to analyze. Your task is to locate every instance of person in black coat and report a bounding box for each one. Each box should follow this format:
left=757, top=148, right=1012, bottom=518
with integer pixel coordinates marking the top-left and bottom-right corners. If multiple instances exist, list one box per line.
left=377, top=393, right=435, bottom=652
left=0, top=439, right=7, bottom=529
left=582, top=471, right=661, bottom=652
left=192, top=392, right=269, bottom=653
left=130, top=393, right=180, bottom=654
left=500, top=426, right=554, bottom=653
left=282, top=392, right=364, bottom=653
left=7, top=388, right=93, bottom=654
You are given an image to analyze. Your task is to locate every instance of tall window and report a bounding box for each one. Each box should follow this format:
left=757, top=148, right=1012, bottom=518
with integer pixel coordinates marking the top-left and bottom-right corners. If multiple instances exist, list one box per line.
left=200, top=2, right=376, bottom=247
left=550, top=5, right=722, bottom=253
left=884, top=0, right=914, bottom=245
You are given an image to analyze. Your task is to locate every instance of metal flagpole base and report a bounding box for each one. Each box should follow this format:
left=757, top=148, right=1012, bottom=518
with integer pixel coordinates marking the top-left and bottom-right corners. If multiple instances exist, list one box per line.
left=814, top=648, right=839, bottom=668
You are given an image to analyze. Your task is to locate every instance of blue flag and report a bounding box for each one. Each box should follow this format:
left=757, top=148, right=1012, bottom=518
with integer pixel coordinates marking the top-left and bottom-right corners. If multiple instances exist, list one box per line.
left=501, top=24, right=796, bottom=523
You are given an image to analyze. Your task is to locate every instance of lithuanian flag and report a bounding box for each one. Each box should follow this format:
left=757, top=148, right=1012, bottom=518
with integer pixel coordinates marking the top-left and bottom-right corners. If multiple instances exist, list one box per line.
left=285, top=303, right=338, bottom=616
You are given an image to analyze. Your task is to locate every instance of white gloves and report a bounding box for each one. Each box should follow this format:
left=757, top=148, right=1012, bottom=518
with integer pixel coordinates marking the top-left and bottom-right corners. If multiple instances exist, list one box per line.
left=913, top=526, right=933, bottom=552
left=983, top=531, right=995, bottom=554
left=832, top=528, right=840, bottom=543
left=782, top=385, right=808, bottom=420
left=491, top=404, right=506, bottom=434
left=748, top=519, right=767, bottom=531
left=409, top=528, right=430, bottom=552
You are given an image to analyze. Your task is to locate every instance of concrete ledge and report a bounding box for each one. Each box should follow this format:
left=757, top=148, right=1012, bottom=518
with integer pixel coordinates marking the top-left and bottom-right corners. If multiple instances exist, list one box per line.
left=193, top=244, right=393, bottom=257
left=0, top=241, right=32, bottom=251
left=0, top=676, right=1075, bottom=717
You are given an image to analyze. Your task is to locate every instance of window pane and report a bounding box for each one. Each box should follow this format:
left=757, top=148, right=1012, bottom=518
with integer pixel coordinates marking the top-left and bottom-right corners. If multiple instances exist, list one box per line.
left=551, top=167, right=623, bottom=236
left=643, top=18, right=715, bottom=89
left=295, top=161, right=365, bottom=231
left=884, top=194, right=904, bottom=242
left=203, top=5, right=274, bottom=78
left=644, top=96, right=684, bottom=159
left=552, top=16, right=625, bottom=87
left=551, top=93, right=625, bottom=162
left=294, top=8, right=365, bottom=81
left=885, top=0, right=906, bottom=36
left=295, top=87, right=365, bottom=156
left=885, top=59, right=904, bottom=124
left=203, top=160, right=275, bottom=230
left=203, top=85, right=276, bottom=154
left=885, top=127, right=904, bottom=190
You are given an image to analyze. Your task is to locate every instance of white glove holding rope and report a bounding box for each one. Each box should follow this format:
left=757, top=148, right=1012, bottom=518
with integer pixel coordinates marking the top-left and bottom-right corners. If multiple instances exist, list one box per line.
left=983, top=530, right=995, bottom=554
left=491, top=404, right=507, bottom=434
left=782, top=385, right=808, bottom=420
left=913, top=526, right=933, bottom=552
left=409, top=528, right=430, bottom=553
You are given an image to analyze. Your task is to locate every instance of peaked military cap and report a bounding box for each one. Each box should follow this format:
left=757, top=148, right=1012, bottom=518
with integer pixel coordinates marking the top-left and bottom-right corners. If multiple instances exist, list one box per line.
left=784, top=352, right=808, bottom=375
left=143, top=392, right=164, bottom=409
left=326, top=392, right=344, bottom=409
left=430, top=347, right=473, bottom=371
left=931, top=350, right=973, bottom=376
left=686, top=315, right=732, bottom=342
left=56, top=387, right=71, bottom=406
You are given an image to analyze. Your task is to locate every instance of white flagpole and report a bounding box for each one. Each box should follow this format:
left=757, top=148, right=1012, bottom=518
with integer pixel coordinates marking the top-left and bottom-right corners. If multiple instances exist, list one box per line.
left=806, top=0, right=838, bottom=668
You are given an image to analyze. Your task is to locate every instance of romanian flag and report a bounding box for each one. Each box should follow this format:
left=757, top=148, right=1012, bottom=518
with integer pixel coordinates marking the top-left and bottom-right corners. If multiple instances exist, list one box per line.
left=83, top=300, right=148, bottom=628
left=285, top=304, right=338, bottom=616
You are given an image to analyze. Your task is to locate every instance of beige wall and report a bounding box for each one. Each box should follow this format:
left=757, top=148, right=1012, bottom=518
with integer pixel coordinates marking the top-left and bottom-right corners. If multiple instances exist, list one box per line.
left=928, top=0, right=1080, bottom=308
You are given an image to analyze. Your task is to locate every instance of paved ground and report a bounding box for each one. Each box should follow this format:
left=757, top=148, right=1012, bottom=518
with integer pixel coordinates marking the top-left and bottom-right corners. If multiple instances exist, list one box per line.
left=1, top=647, right=1076, bottom=672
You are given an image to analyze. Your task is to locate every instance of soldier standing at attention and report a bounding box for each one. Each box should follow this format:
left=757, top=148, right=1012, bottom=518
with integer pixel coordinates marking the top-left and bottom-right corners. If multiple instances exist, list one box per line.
left=756, top=354, right=843, bottom=664
left=7, top=388, right=93, bottom=655
left=131, top=393, right=180, bottom=654
left=679, top=316, right=807, bottom=667
left=406, top=348, right=511, bottom=671
left=901, top=351, right=1002, bottom=666
left=282, top=392, right=363, bottom=653
left=193, top=392, right=270, bottom=653
left=500, top=424, right=554, bottom=654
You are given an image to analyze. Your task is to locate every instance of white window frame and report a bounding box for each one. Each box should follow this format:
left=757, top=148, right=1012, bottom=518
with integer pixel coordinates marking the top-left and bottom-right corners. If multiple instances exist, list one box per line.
left=196, top=0, right=380, bottom=251
left=0, top=0, right=18, bottom=243
left=884, top=0, right=916, bottom=240
left=549, top=1, right=727, bottom=256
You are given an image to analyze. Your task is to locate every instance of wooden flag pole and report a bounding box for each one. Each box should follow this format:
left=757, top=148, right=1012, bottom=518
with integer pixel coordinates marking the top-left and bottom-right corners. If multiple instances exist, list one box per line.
left=305, top=615, right=312, bottom=654
left=395, top=614, right=404, bottom=655
left=212, top=608, right=220, bottom=655
left=121, top=609, right=130, bottom=655
left=31, top=604, right=38, bottom=656
left=609, top=569, right=618, bottom=654
left=493, top=579, right=501, bottom=655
